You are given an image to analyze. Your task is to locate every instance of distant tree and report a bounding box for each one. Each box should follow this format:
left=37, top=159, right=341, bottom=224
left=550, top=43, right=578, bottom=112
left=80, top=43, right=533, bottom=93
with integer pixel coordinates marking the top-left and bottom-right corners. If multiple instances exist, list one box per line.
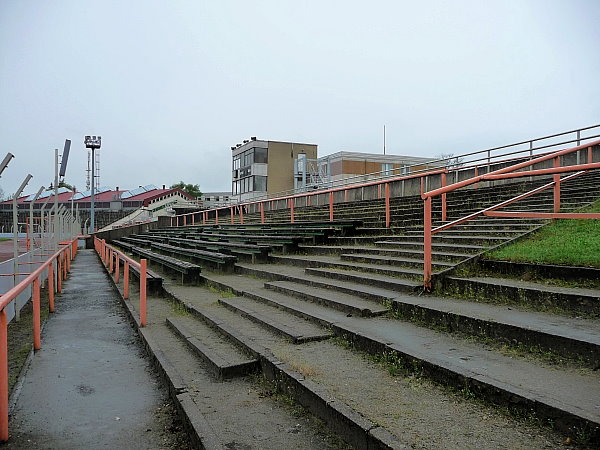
left=171, top=181, right=202, bottom=199
left=435, top=152, right=464, bottom=170
left=59, top=181, right=75, bottom=191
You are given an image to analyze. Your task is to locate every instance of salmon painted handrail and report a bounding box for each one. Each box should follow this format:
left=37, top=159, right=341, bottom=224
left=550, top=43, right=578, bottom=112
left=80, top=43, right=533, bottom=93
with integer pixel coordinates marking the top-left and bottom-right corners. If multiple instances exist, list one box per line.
left=94, top=238, right=147, bottom=328
left=0, top=238, right=77, bottom=442
left=421, top=139, right=600, bottom=291
left=173, top=169, right=448, bottom=229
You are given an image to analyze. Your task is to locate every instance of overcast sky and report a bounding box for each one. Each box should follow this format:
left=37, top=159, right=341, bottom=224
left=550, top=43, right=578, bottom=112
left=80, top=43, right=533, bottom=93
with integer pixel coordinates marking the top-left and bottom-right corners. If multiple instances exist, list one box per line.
left=0, top=0, right=598, bottom=197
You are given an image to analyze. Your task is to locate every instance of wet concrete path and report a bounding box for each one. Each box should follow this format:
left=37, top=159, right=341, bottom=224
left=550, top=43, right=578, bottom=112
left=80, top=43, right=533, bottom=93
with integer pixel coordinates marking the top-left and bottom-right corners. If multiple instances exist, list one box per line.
left=6, top=249, right=166, bottom=449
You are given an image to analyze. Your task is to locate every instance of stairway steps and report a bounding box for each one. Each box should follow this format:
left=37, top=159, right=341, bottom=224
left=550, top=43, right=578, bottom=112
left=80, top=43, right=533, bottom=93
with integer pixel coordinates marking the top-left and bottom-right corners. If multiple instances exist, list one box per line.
left=166, top=316, right=259, bottom=380
left=264, top=280, right=389, bottom=317
left=304, top=267, right=422, bottom=293
left=340, top=253, right=457, bottom=269
left=218, top=296, right=332, bottom=343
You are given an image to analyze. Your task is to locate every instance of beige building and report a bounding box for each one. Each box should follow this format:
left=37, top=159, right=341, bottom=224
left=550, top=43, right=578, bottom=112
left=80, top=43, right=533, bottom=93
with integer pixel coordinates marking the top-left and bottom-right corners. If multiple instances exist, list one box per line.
left=318, top=151, right=437, bottom=185
left=231, top=138, right=317, bottom=202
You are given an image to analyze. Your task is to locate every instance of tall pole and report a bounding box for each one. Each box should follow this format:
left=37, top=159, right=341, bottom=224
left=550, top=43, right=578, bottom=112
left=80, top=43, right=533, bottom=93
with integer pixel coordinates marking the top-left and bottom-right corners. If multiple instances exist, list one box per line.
left=90, top=148, right=95, bottom=234
left=28, top=186, right=45, bottom=251
left=383, top=125, right=386, bottom=155
left=12, top=174, right=32, bottom=321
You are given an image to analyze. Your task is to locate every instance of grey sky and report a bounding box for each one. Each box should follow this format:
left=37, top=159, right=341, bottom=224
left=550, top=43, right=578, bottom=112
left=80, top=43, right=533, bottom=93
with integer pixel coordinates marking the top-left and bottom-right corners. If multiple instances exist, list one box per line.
left=1, top=0, right=599, bottom=196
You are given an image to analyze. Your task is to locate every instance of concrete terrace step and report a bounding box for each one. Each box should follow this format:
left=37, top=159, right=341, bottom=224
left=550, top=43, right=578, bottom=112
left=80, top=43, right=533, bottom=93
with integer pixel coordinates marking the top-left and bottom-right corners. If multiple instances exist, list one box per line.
left=299, top=244, right=473, bottom=262
left=270, top=254, right=446, bottom=278
left=375, top=240, right=488, bottom=253
left=339, top=252, right=457, bottom=270
left=443, top=276, right=600, bottom=317
left=166, top=316, right=259, bottom=380
left=195, top=270, right=600, bottom=440
left=233, top=262, right=407, bottom=302
left=390, top=294, right=600, bottom=368
left=264, top=280, right=389, bottom=317
left=218, top=296, right=332, bottom=343
left=304, top=267, right=422, bottom=293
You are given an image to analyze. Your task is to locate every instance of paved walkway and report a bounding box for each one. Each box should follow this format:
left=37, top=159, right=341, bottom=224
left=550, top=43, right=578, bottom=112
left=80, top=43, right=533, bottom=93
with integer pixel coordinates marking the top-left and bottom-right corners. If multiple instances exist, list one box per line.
left=6, top=249, right=166, bottom=449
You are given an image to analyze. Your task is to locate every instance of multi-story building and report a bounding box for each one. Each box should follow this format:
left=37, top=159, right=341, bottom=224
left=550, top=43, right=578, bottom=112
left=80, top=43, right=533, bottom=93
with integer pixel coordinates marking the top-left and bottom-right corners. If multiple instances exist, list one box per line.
left=231, top=138, right=317, bottom=202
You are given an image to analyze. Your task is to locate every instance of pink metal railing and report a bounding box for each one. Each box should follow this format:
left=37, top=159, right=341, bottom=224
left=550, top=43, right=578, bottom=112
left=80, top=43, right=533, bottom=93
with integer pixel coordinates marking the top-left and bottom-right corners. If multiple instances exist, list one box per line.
left=421, top=140, right=600, bottom=290
left=0, top=238, right=78, bottom=441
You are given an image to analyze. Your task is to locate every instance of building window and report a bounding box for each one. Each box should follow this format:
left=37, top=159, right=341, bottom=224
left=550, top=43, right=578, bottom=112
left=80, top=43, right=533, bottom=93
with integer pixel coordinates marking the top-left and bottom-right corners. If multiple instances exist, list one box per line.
left=254, top=176, right=267, bottom=191
left=400, top=165, right=410, bottom=176
left=254, top=147, right=268, bottom=163
left=382, top=163, right=394, bottom=176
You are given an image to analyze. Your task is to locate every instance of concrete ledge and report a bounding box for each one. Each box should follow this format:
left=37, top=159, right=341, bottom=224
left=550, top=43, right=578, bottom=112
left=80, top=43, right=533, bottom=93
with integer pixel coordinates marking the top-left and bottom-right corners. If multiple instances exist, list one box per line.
left=480, top=259, right=600, bottom=283
left=110, top=289, right=224, bottom=449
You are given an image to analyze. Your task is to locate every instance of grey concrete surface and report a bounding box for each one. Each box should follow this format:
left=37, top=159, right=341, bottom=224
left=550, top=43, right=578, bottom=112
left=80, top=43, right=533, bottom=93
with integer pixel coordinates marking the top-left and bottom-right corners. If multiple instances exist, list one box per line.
left=6, top=249, right=165, bottom=449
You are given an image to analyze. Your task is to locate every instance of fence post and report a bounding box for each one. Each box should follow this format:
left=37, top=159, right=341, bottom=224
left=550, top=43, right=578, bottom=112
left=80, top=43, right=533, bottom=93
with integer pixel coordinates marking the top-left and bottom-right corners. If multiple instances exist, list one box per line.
left=140, top=259, right=147, bottom=327
left=57, top=257, right=62, bottom=293
left=385, top=183, right=390, bottom=228
left=230, top=207, right=234, bottom=224
left=48, top=261, right=55, bottom=313
left=33, top=278, right=41, bottom=350
left=289, top=199, right=295, bottom=224
left=553, top=156, right=561, bottom=213
left=0, top=310, right=8, bottom=441
left=124, top=261, right=130, bottom=299
left=423, top=197, right=433, bottom=291
left=260, top=202, right=265, bottom=224
left=329, top=192, right=334, bottom=222
left=114, top=255, right=120, bottom=284
left=441, top=173, right=447, bottom=222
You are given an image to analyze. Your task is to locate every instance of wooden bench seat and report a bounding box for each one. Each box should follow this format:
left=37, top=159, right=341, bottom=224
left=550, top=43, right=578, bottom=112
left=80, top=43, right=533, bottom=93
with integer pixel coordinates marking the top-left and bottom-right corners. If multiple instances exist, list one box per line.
left=150, top=242, right=237, bottom=272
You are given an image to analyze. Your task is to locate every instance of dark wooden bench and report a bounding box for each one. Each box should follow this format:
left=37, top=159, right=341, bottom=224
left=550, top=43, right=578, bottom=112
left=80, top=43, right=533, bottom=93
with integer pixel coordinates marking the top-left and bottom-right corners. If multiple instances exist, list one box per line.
left=132, top=246, right=201, bottom=284
left=120, top=236, right=153, bottom=246
left=150, top=242, right=237, bottom=272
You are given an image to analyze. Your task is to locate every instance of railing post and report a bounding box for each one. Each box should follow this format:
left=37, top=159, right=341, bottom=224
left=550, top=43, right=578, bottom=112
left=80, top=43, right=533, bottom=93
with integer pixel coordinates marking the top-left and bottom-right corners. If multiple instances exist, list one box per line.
left=260, top=202, right=265, bottom=224
left=423, top=197, right=433, bottom=292
left=215, top=209, right=219, bottom=225
left=48, top=261, right=55, bottom=312
left=109, top=249, right=114, bottom=273
left=553, top=156, right=560, bottom=213
left=0, top=310, right=8, bottom=442
left=289, top=199, right=295, bottom=223
left=230, top=206, right=234, bottom=224
left=140, top=259, right=147, bottom=327
left=420, top=178, right=425, bottom=197
left=239, top=206, right=244, bottom=224
left=385, top=183, right=390, bottom=228
left=441, top=173, right=447, bottom=222
left=202, top=211, right=206, bottom=225
left=329, top=192, right=334, bottom=222
left=114, top=254, right=120, bottom=283
left=57, top=257, right=62, bottom=293
left=33, top=277, right=41, bottom=350
left=124, top=261, right=130, bottom=299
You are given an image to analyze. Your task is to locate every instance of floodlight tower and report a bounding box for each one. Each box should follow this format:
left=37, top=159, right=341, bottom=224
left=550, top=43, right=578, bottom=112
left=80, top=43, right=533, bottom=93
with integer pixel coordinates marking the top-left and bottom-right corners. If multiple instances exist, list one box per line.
left=84, top=135, right=101, bottom=234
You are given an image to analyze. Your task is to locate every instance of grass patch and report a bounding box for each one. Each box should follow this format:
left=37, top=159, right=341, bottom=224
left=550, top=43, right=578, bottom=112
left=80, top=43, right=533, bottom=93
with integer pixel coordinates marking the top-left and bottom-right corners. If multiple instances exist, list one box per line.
left=487, top=200, right=600, bottom=267
left=0, top=238, right=11, bottom=242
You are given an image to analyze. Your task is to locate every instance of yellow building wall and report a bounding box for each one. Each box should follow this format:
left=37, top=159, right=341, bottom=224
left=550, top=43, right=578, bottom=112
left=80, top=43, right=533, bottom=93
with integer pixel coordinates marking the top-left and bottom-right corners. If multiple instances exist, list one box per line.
left=267, top=142, right=317, bottom=194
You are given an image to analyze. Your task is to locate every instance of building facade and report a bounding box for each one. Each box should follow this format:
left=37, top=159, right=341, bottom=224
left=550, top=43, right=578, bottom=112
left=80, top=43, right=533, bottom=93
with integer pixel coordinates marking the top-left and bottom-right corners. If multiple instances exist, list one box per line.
left=231, top=138, right=317, bottom=202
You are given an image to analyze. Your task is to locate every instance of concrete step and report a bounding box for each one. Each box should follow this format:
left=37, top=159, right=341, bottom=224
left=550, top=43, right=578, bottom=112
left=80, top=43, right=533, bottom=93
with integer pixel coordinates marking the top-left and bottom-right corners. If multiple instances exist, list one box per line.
left=299, top=244, right=472, bottom=262
left=219, top=296, right=332, bottom=343
left=443, top=276, right=600, bottom=317
left=233, top=262, right=404, bottom=302
left=339, top=252, right=457, bottom=270
left=270, top=254, right=445, bottom=279
left=374, top=239, right=488, bottom=254
left=304, top=267, right=422, bottom=293
left=166, top=316, right=259, bottom=380
left=404, top=229, right=531, bottom=238
left=382, top=234, right=510, bottom=246
left=390, top=294, right=600, bottom=368
left=264, top=280, right=389, bottom=317
left=196, top=271, right=600, bottom=440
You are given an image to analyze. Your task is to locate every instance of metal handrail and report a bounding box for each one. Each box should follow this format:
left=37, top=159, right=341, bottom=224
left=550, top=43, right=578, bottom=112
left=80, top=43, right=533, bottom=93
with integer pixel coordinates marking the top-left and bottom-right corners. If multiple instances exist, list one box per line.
left=172, top=124, right=600, bottom=225
left=0, top=238, right=78, bottom=441
left=94, top=238, right=147, bottom=327
left=421, top=139, right=600, bottom=290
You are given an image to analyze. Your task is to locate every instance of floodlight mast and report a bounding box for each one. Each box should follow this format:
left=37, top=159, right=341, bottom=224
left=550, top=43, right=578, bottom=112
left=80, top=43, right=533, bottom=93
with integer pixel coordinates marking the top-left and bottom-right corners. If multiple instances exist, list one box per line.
left=0, top=153, right=14, bottom=176
left=28, top=186, right=45, bottom=251
left=84, top=135, right=101, bottom=234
